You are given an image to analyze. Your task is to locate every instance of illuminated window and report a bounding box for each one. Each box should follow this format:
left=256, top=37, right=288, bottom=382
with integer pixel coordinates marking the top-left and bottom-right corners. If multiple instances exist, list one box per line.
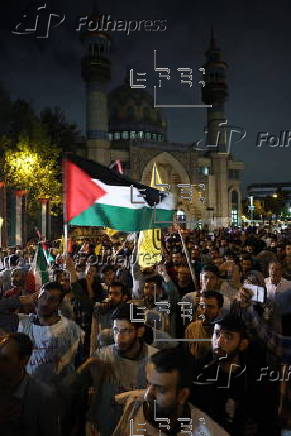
left=122, top=131, right=129, bottom=139
left=158, top=134, right=163, bottom=142
left=114, top=132, right=120, bottom=140
left=176, top=210, right=186, bottom=223
left=130, top=131, right=136, bottom=139
left=152, top=133, right=157, bottom=141
left=232, top=209, right=238, bottom=225
left=108, top=133, right=113, bottom=140
left=138, top=131, right=144, bottom=139
left=198, top=167, right=210, bottom=176
left=145, top=132, right=151, bottom=140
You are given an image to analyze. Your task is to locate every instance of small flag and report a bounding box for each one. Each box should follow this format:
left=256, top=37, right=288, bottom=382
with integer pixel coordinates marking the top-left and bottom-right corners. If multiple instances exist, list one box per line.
left=32, top=244, right=49, bottom=290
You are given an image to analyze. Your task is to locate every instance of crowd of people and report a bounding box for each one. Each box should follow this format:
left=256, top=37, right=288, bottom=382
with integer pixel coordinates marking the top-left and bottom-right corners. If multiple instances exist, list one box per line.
left=0, top=226, right=291, bottom=435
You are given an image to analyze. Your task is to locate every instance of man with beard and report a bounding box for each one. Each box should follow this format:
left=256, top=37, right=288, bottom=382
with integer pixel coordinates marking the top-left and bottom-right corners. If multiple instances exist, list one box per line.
left=92, top=281, right=129, bottom=350
left=185, top=291, right=224, bottom=359
left=61, top=303, right=157, bottom=436
left=175, top=266, right=196, bottom=297
left=141, top=271, right=179, bottom=338
left=167, top=250, right=185, bottom=282
left=239, top=255, right=264, bottom=286
left=113, top=347, right=228, bottom=435
left=0, top=332, right=61, bottom=436
left=191, top=313, right=280, bottom=435
left=182, top=265, right=231, bottom=315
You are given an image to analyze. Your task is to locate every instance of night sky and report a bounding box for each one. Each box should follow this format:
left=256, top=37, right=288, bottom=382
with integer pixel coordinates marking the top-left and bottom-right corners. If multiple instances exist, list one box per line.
left=1, top=0, right=291, bottom=192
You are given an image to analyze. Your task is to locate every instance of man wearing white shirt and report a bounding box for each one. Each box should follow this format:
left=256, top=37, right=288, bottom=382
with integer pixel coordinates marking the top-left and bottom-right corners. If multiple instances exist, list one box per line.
left=113, top=348, right=229, bottom=436
left=264, top=261, right=291, bottom=300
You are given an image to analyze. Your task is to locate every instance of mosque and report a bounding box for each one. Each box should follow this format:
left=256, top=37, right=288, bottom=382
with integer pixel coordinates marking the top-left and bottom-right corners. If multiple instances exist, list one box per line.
left=3, top=20, right=245, bottom=248
left=80, top=22, right=244, bottom=229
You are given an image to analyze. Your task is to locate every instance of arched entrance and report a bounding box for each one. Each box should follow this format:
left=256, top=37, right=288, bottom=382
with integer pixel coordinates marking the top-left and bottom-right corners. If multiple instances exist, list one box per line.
left=142, top=152, right=205, bottom=228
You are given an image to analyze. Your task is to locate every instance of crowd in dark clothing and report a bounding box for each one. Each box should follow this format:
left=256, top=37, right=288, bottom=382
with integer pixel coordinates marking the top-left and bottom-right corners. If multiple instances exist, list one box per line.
left=0, top=226, right=291, bottom=435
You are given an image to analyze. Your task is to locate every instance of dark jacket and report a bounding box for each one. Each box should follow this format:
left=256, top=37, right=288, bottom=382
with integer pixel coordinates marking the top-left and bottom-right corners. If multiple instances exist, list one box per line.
left=0, top=374, right=61, bottom=436
left=191, top=353, right=280, bottom=436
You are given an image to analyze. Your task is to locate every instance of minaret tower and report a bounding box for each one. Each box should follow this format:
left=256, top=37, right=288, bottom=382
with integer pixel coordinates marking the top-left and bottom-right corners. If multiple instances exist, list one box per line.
left=202, top=28, right=231, bottom=227
left=81, top=8, right=111, bottom=165
left=202, top=26, right=228, bottom=152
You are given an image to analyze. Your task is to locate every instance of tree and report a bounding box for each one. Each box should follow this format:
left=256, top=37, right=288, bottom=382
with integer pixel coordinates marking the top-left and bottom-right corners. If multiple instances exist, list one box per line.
left=0, top=87, right=81, bottom=219
left=4, top=135, right=62, bottom=216
left=40, top=106, right=81, bottom=153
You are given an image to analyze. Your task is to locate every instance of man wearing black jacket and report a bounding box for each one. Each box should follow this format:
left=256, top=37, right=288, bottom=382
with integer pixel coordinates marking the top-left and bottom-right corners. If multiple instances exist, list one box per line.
left=191, top=313, right=280, bottom=436
left=0, top=332, right=61, bottom=436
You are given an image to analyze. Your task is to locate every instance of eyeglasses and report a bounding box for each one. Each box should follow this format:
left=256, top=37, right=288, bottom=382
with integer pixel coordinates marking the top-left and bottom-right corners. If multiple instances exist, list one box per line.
left=113, top=327, right=135, bottom=335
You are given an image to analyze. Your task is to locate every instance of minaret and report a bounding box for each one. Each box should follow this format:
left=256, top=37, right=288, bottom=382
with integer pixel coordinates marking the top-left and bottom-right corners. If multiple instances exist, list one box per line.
left=202, top=28, right=230, bottom=227
left=202, top=26, right=228, bottom=152
left=81, top=8, right=111, bottom=165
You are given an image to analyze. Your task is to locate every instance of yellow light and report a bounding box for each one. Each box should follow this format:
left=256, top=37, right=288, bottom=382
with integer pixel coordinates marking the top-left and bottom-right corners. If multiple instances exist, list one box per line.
left=272, top=193, right=278, bottom=198
left=6, top=152, right=38, bottom=177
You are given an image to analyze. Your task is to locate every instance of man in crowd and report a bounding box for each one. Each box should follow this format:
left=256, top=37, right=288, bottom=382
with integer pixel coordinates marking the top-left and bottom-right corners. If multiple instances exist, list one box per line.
left=182, top=264, right=231, bottom=313
left=192, top=313, right=280, bottom=435
left=0, top=281, right=84, bottom=384
left=113, top=347, right=229, bottom=435
left=0, top=332, right=62, bottom=436
left=4, top=268, right=30, bottom=297
left=265, top=261, right=291, bottom=300
left=185, top=290, right=224, bottom=359
left=61, top=303, right=157, bottom=436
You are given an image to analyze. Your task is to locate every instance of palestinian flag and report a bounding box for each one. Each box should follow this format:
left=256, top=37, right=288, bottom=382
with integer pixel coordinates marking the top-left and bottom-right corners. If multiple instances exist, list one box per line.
left=35, top=228, right=54, bottom=264
left=32, top=243, right=49, bottom=289
left=64, top=155, right=175, bottom=232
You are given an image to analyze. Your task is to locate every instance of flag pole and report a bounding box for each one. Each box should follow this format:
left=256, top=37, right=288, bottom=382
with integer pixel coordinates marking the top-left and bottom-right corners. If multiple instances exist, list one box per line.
left=178, top=227, right=198, bottom=291
left=62, top=154, right=68, bottom=259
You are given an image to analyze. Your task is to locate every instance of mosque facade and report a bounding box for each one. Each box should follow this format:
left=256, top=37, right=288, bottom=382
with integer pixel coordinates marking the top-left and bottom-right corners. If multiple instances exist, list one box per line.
left=81, top=25, right=244, bottom=229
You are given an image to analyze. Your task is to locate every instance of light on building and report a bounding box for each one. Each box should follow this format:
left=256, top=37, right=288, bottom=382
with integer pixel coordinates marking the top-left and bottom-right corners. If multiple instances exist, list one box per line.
left=272, top=193, right=277, bottom=198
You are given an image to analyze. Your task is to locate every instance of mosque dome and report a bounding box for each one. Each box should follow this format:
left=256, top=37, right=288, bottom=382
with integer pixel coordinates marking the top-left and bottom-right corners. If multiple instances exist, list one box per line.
left=108, top=74, right=167, bottom=144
